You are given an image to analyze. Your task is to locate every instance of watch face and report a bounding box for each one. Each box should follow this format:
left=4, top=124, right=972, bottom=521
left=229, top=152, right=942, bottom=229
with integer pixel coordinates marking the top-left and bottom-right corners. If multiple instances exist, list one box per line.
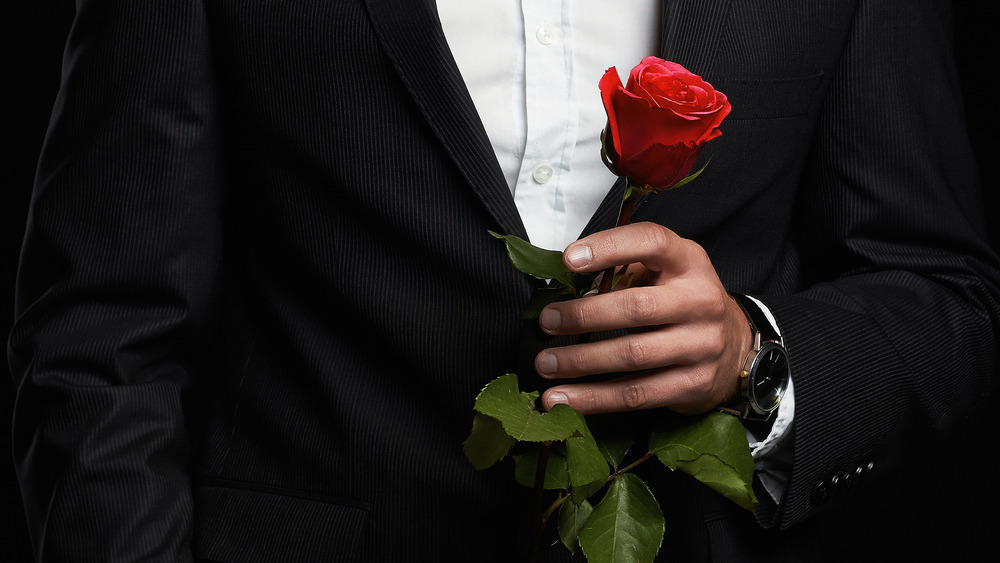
left=749, top=342, right=790, bottom=413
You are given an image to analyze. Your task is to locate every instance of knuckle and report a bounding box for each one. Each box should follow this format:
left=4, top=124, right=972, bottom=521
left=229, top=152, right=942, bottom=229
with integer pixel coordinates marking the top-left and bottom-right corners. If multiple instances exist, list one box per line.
left=643, top=223, right=674, bottom=253
left=622, top=289, right=658, bottom=323
left=563, top=304, right=587, bottom=331
left=696, top=323, right=727, bottom=358
left=622, top=337, right=648, bottom=368
left=682, top=240, right=714, bottom=274
left=685, top=370, right=717, bottom=398
left=704, top=286, right=729, bottom=318
left=705, top=336, right=726, bottom=358
left=685, top=238, right=711, bottom=262
left=620, top=383, right=647, bottom=410
left=560, top=300, right=594, bottom=332
left=582, top=389, right=601, bottom=412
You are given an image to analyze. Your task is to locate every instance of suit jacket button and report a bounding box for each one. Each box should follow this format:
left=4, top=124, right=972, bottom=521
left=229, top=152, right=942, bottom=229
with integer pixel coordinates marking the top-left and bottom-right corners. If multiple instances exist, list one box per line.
left=812, top=481, right=830, bottom=505
left=839, top=470, right=851, bottom=486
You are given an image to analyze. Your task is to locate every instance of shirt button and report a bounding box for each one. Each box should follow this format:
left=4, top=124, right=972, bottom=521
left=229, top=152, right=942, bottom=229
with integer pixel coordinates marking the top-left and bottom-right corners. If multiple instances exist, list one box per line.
left=532, top=163, right=554, bottom=184
left=535, top=24, right=557, bottom=45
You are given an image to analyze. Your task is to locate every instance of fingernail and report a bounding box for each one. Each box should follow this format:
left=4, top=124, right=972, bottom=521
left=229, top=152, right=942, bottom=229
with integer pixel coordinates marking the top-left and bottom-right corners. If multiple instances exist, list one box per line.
left=565, top=244, right=593, bottom=268
left=539, top=307, right=561, bottom=332
left=547, top=391, right=568, bottom=406
left=536, top=352, right=557, bottom=376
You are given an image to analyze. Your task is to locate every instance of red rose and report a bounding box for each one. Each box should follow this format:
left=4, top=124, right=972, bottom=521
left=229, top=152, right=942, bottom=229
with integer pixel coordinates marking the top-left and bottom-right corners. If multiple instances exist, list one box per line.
left=600, top=57, right=731, bottom=191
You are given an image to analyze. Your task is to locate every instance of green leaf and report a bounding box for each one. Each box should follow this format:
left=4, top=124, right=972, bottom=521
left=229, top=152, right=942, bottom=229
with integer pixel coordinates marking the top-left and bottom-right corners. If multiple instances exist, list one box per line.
left=569, top=480, right=607, bottom=506
left=555, top=407, right=609, bottom=488
left=519, top=404, right=586, bottom=442
left=462, top=413, right=516, bottom=470
left=648, top=412, right=757, bottom=510
left=667, top=158, right=710, bottom=190
left=513, top=449, right=571, bottom=490
left=578, top=473, right=665, bottom=563
left=596, top=437, right=634, bottom=469
left=566, top=433, right=610, bottom=488
left=489, top=231, right=576, bottom=291
left=558, top=497, right=594, bottom=554
left=473, top=374, right=583, bottom=442
left=675, top=454, right=756, bottom=511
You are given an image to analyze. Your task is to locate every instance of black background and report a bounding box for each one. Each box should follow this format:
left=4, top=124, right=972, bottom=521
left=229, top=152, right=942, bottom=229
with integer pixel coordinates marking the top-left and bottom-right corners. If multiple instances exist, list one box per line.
left=3, top=2, right=997, bottom=561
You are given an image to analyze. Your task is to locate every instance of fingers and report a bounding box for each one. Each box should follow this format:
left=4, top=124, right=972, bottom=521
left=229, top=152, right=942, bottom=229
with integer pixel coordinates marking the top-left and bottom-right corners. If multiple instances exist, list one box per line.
left=539, top=277, right=727, bottom=335
left=536, top=317, right=726, bottom=377
left=563, top=222, right=705, bottom=276
left=533, top=227, right=755, bottom=415
left=534, top=318, right=733, bottom=413
left=540, top=364, right=735, bottom=415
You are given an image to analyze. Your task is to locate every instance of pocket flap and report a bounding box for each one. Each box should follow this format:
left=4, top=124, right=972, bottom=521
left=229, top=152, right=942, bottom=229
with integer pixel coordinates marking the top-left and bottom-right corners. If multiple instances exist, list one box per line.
left=193, top=483, right=371, bottom=562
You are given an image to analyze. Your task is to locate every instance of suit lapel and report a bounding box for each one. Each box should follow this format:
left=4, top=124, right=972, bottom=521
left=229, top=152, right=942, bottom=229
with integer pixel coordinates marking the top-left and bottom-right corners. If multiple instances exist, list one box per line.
left=362, top=0, right=528, bottom=239
left=360, top=0, right=734, bottom=242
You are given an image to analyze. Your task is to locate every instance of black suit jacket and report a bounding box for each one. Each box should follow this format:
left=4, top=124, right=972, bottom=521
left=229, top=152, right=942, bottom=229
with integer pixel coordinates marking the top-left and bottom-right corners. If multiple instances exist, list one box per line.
left=10, top=0, right=999, bottom=561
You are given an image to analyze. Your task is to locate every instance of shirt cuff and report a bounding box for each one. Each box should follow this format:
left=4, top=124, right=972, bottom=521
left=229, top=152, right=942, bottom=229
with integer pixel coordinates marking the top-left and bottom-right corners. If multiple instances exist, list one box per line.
left=744, top=296, right=795, bottom=506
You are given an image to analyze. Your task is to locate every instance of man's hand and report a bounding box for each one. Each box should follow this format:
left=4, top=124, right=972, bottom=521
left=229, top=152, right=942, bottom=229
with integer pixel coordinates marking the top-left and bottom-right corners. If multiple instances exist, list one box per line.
left=536, top=222, right=753, bottom=415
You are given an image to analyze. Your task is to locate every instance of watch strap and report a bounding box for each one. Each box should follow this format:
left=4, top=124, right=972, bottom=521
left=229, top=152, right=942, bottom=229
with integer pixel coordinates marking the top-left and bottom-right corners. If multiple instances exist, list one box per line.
left=729, top=293, right=780, bottom=343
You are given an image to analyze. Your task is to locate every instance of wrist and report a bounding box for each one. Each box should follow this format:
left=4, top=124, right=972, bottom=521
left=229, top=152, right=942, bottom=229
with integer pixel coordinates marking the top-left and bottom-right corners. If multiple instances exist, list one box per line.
left=719, top=295, right=755, bottom=406
left=720, top=293, right=791, bottom=422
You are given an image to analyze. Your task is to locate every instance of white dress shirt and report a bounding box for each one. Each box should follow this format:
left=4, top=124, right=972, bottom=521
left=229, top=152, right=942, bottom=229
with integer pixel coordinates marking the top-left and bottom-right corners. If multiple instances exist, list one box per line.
left=437, top=0, right=660, bottom=251
left=437, top=0, right=792, bottom=504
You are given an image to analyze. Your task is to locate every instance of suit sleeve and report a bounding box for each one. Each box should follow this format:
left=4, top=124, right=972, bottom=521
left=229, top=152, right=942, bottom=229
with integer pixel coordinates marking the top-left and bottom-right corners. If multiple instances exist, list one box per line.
left=758, top=0, right=1000, bottom=528
left=8, top=1, right=221, bottom=560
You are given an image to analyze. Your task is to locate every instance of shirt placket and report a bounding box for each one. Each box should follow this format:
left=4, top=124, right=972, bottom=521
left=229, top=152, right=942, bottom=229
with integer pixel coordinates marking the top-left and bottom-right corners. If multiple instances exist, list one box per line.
left=515, top=0, right=577, bottom=251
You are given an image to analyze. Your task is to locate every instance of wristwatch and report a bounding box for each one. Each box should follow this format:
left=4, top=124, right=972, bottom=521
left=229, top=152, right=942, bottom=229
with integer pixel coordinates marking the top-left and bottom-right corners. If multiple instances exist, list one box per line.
left=727, top=293, right=790, bottom=422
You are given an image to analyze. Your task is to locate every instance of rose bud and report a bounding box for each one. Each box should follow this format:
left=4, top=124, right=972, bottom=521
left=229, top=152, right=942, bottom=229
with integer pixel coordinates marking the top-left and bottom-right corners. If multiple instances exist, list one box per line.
left=600, top=57, right=731, bottom=192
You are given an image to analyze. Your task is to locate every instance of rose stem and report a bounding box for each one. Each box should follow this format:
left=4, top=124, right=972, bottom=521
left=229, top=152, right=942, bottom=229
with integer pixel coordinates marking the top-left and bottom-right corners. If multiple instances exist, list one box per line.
left=529, top=440, right=553, bottom=563
left=529, top=183, right=637, bottom=558
left=596, top=186, right=636, bottom=294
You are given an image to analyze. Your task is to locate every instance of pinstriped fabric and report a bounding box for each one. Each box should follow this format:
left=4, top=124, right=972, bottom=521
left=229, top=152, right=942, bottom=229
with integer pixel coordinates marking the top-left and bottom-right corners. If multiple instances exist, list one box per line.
left=9, top=0, right=1000, bottom=561
left=11, top=1, right=220, bottom=561
left=364, top=0, right=528, bottom=241
left=193, top=484, right=370, bottom=561
left=750, top=0, right=999, bottom=531
left=660, top=0, right=733, bottom=77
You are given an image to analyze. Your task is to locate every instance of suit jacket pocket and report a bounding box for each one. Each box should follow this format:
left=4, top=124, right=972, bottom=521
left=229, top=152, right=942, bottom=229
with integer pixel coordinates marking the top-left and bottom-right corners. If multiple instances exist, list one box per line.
left=193, top=482, right=372, bottom=562
left=715, top=72, right=825, bottom=121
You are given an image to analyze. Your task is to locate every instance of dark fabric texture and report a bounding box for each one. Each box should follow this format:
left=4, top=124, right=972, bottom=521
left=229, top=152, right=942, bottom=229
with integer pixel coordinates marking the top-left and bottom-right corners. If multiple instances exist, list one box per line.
left=9, top=0, right=999, bottom=561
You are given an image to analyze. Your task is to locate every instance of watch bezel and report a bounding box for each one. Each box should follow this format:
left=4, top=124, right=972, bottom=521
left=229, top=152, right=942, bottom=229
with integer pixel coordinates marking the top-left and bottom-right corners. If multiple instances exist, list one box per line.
left=744, top=339, right=790, bottom=416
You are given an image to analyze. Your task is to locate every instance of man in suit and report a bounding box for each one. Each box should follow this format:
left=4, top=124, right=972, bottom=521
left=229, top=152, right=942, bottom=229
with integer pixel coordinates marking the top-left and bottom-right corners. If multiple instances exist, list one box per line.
left=9, top=0, right=998, bottom=561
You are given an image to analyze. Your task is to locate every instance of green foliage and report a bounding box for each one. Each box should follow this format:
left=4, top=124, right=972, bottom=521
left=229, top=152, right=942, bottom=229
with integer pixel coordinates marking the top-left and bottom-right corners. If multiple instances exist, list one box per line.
left=464, top=375, right=757, bottom=562
left=473, top=374, right=583, bottom=442
left=578, top=473, right=665, bottom=563
left=669, top=159, right=710, bottom=190
left=489, top=231, right=576, bottom=291
left=566, top=432, right=610, bottom=488
left=649, top=412, right=757, bottom=510
left=596, top=437, right=634, bottom=469
left=480, top=118, right=736, bottom=559
left=558, top=497, right=593, bottom=554
left=514, top=449, right=570, bottom=490
left=462, top=413, right=516, bottom=470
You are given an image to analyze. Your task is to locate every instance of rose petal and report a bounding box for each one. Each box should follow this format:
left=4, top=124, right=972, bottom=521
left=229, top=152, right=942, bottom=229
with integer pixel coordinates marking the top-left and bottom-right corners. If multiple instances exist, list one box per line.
left=601, top=56, right=731, bottom=189
left=621, top=141, right=705, bottom=190
left=608, top=90, right=717, bottom=157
